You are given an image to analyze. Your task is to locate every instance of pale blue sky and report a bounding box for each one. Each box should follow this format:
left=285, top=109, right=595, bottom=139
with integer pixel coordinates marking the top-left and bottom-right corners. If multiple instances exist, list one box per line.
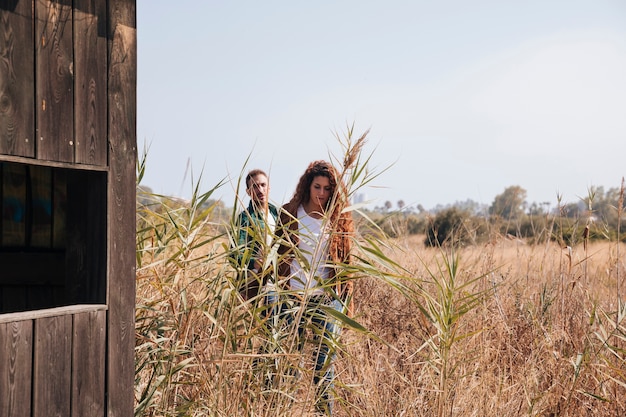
left=137, top=1, right=626, bottom=210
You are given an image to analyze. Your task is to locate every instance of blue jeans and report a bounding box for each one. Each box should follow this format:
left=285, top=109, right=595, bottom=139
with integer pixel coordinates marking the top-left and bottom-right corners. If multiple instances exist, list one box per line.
left=262, top=291, right=343, bottom=415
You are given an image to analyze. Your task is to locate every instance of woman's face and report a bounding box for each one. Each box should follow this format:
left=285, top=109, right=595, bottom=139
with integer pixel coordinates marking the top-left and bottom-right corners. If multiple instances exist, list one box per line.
left=309, top=175, right=332, bottom=210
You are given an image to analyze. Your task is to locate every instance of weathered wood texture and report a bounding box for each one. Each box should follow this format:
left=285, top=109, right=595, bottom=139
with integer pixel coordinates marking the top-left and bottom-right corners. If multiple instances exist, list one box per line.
left=74, top=0, right=107, bottom=166
left=2, top=0, right=110, bottom=165
left=72, top=309, right=106, bottom=417
left=33, top=314, right=72, bottom=417
left=0, top=0, right=35, bottom=157
left=0, top=0, right=136, bottom=414
left=0, top=320, right=33, bottom=417
left=36, top=0, right=75, bottom=162
left=107, top=1, right=137, bottom=416
left=0, top=307, right=107, bottom=417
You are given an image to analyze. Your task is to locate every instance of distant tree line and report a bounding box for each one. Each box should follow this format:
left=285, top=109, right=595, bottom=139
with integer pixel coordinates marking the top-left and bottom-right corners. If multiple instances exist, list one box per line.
left=364, top=184, right=626, bottom=247
left=137, top=183, right=625, bottom=247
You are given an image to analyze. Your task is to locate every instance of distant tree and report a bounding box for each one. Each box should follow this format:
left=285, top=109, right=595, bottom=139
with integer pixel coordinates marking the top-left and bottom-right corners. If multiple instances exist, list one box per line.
left=407, top=215, right=428, bottom=235
left=425, top=207, right=471, bottom=247
left=489, top=186, right=527, bottom=220
left=453, top=198, right=487, bottom=216
left=384, top=201, right=392, bottom=212
left=431, top=203, right=448, bottom=214
left=581, top=185, right=626, bottom=232
left=584, top=186, right=611, bottom=219
left=560, top=201, right=584, bottom=218
left=397, top=200, right=405, bottom=210
left=527, top=202, right=545, bottom=216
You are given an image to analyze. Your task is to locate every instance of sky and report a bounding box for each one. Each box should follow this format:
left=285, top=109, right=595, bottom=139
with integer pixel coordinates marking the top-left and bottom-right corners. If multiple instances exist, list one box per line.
left=137, top=1, right=626, bottom=211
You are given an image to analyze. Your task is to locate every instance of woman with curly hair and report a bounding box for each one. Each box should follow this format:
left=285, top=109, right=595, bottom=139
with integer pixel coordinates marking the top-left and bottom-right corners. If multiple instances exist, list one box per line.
left=275, top=160, right=354, bottom=416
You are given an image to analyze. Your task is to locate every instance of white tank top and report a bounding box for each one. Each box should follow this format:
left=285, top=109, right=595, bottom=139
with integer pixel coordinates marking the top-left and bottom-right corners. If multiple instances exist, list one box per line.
left=289, top=205, right=331, bottom=295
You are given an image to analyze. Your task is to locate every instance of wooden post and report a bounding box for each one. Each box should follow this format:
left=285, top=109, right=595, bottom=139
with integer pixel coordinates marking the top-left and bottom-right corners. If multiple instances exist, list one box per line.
left=107, top=0, right=136, bottom=416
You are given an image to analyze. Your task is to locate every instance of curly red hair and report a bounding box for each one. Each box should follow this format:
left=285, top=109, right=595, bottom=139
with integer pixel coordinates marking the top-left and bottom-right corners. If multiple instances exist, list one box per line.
left=284, top=160, right=354, bottom=265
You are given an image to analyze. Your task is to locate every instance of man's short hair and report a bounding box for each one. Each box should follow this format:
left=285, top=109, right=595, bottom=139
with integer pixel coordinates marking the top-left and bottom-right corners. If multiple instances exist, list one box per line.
left=245, top=169, right=268, bottom=189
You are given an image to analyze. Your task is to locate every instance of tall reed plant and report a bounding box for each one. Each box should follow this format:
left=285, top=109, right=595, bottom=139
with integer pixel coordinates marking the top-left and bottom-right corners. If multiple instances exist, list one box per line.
left=135, top=128, right=410, bottom=416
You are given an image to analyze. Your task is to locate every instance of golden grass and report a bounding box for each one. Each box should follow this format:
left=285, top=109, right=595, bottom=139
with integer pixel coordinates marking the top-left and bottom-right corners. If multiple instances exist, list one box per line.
left=135, top=140, right=625, bottom=416
left=135, top=227, right=626, bottom=416
left=336, top=236, right=626, bottom=416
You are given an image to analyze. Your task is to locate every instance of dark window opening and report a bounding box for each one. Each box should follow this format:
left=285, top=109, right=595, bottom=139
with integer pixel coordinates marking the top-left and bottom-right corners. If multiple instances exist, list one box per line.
left=0, top=161, right=107, bottom=313
left=1, top=162, right=66, bottom=249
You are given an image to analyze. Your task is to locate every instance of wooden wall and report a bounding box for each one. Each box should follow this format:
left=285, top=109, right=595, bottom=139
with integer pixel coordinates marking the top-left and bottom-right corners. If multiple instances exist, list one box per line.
left=0, top=0, right=136, bottom=416
left=1, top=0, right=108, bottom=164
left=0, top=305, right=107, bottom=417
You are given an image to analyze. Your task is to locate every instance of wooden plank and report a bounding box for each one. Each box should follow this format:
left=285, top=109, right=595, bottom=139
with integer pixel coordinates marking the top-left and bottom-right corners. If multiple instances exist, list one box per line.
left=0, top=0, right=35, bottom=157
left=74, top=0, right=107, bottom=166
left=32, top=314, right=72, bottom=417
left=0, top=154, right=108, bottom=171
left=35, top=0, right=74, bottom=163
left=107, top=1, right=136, bottom=415
left=0, top=304, right=107, bottom=324
left=0, top=320, right=33, bottom=417
left=72, top=309, right=106, bottom=417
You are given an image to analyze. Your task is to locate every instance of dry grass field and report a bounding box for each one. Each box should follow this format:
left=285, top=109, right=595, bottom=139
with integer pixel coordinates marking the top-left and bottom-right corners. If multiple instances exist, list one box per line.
left=135, top=136, right=624, bottom=416
left=338, top=236, right=625, bottom=417
left=134, top=209, right=625, bottom=416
